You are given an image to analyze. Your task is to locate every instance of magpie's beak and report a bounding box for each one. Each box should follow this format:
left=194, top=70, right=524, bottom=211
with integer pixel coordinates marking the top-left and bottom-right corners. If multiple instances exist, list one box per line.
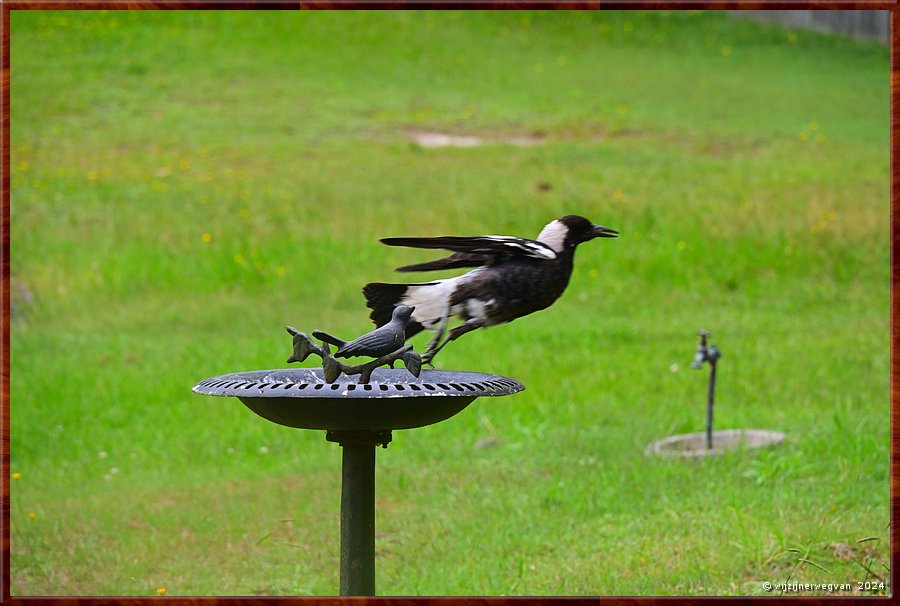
left=589, top=224, right=619, bottom=239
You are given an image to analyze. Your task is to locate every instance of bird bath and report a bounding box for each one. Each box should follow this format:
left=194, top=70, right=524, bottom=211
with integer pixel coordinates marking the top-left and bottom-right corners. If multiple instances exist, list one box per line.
left=193, top=366, right=524, bottom=595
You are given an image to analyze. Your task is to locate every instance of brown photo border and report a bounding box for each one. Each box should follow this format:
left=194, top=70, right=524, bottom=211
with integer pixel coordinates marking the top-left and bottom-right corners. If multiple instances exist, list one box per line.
left=0, top=1, right=895, bottom=603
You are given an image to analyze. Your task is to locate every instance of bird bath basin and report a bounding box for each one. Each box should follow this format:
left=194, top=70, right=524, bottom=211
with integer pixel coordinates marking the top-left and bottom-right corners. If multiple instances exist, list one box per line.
left=193, top=366, right=524, bottom=595
left=193, top=367, right=523, bottom=431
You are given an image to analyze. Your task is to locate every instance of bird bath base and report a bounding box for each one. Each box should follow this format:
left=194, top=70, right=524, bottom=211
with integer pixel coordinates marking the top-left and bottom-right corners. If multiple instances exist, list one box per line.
left=645, top=429, right=785, bottom=458
left=193, top=367, right=524, bottom=595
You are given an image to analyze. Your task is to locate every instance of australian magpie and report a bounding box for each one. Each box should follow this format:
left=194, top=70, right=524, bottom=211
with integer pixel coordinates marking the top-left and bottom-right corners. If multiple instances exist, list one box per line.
left=363, top=215, right=618, bottom=363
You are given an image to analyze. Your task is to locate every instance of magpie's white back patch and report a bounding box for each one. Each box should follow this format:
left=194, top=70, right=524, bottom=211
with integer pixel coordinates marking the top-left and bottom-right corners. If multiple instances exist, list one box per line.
left=402, top=280, right=454, bottom=328
left=401, top=270, right=483, bottom=328
left=536, top=219, right=568, bottom=253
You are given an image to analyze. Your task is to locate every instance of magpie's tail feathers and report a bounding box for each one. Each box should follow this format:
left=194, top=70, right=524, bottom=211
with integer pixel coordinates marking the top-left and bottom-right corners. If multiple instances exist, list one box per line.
left=363, top=282, right=407, bottom=326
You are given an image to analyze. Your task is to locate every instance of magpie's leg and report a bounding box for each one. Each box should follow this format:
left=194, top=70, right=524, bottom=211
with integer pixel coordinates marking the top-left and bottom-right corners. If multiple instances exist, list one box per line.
left=422, top=319, right=484, bottom=364
left=423, top=308, right=450, bottom=361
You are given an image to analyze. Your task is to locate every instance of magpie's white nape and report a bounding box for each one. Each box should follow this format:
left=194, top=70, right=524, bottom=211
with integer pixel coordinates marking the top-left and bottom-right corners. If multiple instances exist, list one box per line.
left=363, top=215, right=618, bottom=364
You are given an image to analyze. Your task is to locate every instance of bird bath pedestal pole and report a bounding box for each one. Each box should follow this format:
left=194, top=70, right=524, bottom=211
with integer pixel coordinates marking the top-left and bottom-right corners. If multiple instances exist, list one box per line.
left=327, top=429, right=390, bottom=596
left=193, top=368, right=523, bottom=596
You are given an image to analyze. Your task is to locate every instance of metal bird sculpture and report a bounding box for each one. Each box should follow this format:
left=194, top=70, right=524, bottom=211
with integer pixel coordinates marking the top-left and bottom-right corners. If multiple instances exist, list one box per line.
left=287, top=306, right=421, bottom=384
left=312, top=305, right=416, bottom=359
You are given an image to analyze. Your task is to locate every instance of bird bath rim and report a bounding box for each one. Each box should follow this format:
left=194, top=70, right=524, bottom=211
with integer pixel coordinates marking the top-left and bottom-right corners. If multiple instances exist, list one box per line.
left=193, top=367, right=525, bottom=431
left=194, top=367, right=523, bottom=399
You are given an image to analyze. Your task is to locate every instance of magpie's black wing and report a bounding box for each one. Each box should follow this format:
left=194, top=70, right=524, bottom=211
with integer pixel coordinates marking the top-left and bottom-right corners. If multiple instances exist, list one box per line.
left=381, top=235, right=557, bottom=273
left=394, top=251, right=492, bottom=273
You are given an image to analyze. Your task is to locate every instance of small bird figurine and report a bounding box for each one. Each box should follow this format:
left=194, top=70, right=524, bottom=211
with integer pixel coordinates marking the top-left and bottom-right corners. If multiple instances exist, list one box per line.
left=363, top=215, right=618, bottom=363
left=313, top=305, right=416, bottom=359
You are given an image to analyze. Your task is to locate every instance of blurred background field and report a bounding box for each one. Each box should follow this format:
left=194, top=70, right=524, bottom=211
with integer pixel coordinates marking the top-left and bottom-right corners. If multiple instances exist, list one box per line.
left=8, top=10, right=889, bottom=596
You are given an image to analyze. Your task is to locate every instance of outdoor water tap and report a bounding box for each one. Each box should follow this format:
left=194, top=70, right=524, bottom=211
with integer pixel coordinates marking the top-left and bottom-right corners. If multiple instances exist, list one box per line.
left=691, top=330, right=722, bottom=449
left=692, top=330, right=722, bottom=369
left=691, top=349, right=706, bottom=369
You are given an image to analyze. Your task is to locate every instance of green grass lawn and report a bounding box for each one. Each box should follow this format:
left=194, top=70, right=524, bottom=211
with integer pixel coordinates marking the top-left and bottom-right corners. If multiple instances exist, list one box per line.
left=8, top=9, right=889, bottom=596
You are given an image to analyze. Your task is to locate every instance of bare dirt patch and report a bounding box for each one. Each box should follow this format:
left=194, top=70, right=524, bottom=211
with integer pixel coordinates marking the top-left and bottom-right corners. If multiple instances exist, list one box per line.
left=408, top=130, right=545, bottom=148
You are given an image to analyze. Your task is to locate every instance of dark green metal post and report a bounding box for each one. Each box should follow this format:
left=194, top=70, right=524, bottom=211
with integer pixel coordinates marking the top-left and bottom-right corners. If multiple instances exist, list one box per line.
left=327, top=430, right=391, bottom=597
left=706, top=360, right=717, bottom=450
left=692, top=330, right=722, bottom=451
left=340, top=441, right=376, bottom=596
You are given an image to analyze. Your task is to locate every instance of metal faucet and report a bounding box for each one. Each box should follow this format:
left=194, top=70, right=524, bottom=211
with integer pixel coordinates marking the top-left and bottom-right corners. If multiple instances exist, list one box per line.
left=692, top=330, right=721, bottom=369
left=692, top=330, right=721, bottom=449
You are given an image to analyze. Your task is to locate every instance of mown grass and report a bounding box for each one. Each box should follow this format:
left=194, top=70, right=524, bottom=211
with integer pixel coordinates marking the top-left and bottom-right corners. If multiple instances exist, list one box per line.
left=8, top=10, right=889, bottom=596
